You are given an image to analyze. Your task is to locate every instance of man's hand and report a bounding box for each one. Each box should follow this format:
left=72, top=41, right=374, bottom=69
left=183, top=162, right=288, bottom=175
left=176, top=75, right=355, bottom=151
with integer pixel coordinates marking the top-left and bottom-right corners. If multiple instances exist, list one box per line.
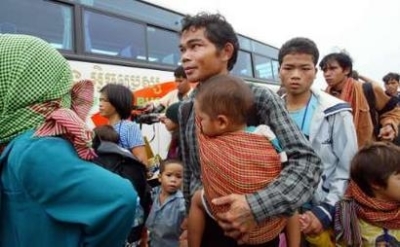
left=378, top=124, right=396, bottom=141
left=299, top=211, right=323, bottom=235
left=212, top=194, right=256, bottom=244
left=179, top=218, right=188, bottom=247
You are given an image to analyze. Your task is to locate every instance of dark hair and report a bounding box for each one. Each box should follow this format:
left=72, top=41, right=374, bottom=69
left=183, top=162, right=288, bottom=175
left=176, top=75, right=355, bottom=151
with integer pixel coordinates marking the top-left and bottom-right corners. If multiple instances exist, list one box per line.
left=99, top=84, right=133, bottom=119
left=383, top=72, right=400, bottom=84
left=174, top=65, right=187, bottom=79
left=196, top=74, right=254, bottom=125
left=93, top=125, right=119, bottom=144
left=159, top=159, right=183, bottom=174
left=180, top=12, right=239, bottom=71
left=319, top=52, right=353, bottom=77
left=278, top=37, right=319, bottom=66
left=350, top=142, right=400, bottom=197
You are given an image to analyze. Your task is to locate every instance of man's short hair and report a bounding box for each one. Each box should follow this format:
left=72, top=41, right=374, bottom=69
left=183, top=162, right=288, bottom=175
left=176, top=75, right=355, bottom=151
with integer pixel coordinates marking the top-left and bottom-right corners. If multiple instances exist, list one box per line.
left=383, top=72, right=400, bottom=84
left=278, top=37, right=319, bottom=66
left=319, top=52, right=353, bottom=77
left=180, top=12, right=239, bottom=71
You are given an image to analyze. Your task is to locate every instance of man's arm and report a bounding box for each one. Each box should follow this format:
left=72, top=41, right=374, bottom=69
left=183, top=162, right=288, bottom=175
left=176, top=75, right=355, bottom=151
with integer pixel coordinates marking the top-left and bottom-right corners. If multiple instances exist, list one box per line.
left=372, top=84, right=400, bottom=137
left=247, top=86, right=322, bottom=222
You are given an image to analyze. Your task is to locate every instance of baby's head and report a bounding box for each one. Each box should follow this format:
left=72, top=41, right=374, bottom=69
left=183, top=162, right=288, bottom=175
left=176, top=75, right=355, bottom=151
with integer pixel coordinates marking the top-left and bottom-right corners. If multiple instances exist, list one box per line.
left=92, top=125, right=119, bottom=150
left=351, top=142, right=400, bottom=202
left=195, top=74, right=254, bottom=136
left=159, top=159, right=183, bottom=195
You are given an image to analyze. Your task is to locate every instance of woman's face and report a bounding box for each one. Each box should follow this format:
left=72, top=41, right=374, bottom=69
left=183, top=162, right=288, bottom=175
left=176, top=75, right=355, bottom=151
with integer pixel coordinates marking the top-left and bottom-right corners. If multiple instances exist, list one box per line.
left=99, top=93, right=117, bottom=118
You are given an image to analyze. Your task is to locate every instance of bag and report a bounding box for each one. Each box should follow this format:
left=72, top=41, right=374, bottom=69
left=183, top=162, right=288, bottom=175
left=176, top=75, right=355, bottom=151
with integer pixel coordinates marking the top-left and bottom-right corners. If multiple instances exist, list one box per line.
left=92, top=141, right=152, bottom=243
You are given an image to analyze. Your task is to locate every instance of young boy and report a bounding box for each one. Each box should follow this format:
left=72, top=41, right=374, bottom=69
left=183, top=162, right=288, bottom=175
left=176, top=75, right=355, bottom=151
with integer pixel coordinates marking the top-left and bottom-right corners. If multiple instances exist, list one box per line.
left=278, top=37, right=358, bottom=247
left=335, top=142, right=400, bottom=246
left=145, top=159, right=186, bottom=247
left=188, top=74, right=294, bottom=247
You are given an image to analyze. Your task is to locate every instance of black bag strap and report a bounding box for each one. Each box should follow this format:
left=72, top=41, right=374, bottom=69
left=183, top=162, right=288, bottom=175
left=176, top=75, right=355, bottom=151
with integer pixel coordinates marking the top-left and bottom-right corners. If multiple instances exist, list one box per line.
left=362, top=82, right=379, bottom=136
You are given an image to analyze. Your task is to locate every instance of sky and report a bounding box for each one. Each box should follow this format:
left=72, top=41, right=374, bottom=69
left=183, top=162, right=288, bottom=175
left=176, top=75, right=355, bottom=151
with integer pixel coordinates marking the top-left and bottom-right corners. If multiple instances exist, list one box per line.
left=144, top=0, right=400, bottom=89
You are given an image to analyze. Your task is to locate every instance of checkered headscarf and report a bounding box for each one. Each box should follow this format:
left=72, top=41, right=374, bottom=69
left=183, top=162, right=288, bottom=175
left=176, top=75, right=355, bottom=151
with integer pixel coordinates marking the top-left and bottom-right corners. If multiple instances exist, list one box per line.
left=0, top=34, right=95, bottom=159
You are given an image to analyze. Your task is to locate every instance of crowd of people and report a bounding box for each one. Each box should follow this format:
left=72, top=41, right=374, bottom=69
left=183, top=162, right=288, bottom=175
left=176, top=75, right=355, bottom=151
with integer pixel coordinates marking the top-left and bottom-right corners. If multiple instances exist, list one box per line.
left=1, top=10, right=400, bottom=247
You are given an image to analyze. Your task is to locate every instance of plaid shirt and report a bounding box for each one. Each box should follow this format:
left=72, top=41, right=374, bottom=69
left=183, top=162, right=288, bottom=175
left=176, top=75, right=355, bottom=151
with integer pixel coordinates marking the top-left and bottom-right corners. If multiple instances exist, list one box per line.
left=178, top=84, right=322, bottom=222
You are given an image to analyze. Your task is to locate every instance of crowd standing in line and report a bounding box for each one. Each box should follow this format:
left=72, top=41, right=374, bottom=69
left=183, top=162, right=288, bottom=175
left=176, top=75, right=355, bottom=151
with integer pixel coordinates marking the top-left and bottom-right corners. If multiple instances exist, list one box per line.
left=177, top=12, right=322, bottom=247
left=1, top=9, right=400, bottom=247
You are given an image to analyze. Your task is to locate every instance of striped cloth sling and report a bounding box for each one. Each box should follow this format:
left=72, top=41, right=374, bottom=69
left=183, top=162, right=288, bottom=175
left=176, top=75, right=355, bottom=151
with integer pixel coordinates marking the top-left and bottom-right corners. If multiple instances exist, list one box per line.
left=196, top=118, right=286, bottom=244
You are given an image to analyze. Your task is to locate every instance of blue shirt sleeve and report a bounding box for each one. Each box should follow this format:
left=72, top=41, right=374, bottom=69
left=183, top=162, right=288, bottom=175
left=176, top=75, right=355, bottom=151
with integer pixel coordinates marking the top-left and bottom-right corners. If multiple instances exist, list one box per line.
left=117, top=121, right=145, bottom=150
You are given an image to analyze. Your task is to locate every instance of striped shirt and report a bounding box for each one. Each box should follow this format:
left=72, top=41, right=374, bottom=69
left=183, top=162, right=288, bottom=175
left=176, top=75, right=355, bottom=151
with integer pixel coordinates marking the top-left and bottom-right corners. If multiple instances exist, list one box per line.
left=178, top=84, right=322, bottom=222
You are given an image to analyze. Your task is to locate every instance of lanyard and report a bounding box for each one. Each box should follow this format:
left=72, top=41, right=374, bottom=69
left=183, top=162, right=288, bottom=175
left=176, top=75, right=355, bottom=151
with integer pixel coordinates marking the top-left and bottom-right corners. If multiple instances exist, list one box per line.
left=300, top=95, right=312, bottom=132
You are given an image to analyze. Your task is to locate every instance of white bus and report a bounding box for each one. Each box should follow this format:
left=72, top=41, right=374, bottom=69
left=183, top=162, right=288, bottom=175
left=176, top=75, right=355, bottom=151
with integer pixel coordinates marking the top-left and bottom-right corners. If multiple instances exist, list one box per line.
left=0, top=0, right=281, bottom=158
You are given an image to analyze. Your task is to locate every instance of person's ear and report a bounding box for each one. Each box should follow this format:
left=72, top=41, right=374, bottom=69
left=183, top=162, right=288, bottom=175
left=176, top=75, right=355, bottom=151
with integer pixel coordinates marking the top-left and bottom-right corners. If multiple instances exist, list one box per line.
left=216, top=114, right=229, bottom=130
left=344, top=67, right=351, bottom=77
left=158, top=173, right=162, bottom=183
left=221, top=43, right=234, bottom=63
left=370, top=182, right=385, bottom=194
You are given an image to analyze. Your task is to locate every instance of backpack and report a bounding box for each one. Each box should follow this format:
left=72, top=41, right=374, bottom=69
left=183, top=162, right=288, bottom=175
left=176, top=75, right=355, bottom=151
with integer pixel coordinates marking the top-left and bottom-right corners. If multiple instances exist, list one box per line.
left=362, top=82, right=400, bottom=144
left=92, top=141, right=152, bottom=243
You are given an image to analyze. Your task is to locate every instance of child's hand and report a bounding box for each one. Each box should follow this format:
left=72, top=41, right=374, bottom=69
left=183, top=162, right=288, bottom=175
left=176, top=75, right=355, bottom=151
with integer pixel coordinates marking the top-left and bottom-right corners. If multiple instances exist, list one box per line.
left=299, top=211, right=323, bottom=235
left=299, top=213, right=311, bottom=231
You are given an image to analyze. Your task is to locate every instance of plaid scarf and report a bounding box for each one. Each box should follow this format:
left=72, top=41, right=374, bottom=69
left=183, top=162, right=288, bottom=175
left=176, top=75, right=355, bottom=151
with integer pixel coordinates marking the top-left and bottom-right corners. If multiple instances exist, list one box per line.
left=0, top=34, right=95, bottom=160
left=335, top=181, right=400, bottom=246
left=196, top=118, right=286, bottom=244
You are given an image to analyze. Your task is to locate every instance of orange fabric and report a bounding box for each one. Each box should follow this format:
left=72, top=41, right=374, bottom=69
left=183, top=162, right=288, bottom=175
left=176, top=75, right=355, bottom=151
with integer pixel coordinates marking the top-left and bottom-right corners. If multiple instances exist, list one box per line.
left=196, top=119, right=286, bottom=244
left=347, top=181, right=400, bottom=229
left=326, top=78, right=373, bottom=148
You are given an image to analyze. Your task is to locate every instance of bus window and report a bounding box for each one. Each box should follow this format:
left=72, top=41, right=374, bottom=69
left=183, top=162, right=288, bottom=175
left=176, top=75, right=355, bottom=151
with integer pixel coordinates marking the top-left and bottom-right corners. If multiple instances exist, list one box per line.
left=73, top=0, right=182, bottom=31
left=232, top=51, right=253, bottom=78
left=254, top=55, right=274, bottom=80
left=83, top=10, right=146, bottom=59
left=0, top=0, right=73, bottom=51
left=271, top=59, right=280, bottom=81
left=252, top=40, right=279, bottom=58
left=147, top=26, right=180, bottom=65
left=238, top=35, right=252, bottom=51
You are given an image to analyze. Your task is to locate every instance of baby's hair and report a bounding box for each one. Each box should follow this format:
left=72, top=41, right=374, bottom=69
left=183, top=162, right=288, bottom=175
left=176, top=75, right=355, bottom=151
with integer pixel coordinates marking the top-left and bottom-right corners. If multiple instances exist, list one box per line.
left=196, top=74, right=254, bottom=125
left=93, top=125, right=119, bottom=143
left=159, top=159, right=183, bottom=174
left=351, top=142, right=400, bottom=197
